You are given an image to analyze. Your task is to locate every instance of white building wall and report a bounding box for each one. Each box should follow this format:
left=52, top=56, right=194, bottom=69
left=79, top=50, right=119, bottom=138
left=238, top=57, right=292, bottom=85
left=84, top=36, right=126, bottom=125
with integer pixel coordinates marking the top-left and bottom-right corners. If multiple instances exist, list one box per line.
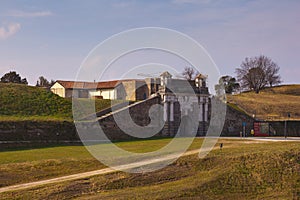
left=89, top=90, right=100, bottom=98
left=50, top=82, right=65, bottom=98
left=89, top=89, right=115, bottom=99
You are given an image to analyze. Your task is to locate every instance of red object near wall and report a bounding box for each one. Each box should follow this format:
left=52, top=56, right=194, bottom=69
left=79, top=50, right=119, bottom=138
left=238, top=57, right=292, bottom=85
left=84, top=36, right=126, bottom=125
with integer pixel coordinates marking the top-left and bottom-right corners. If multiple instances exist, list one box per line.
left=254, top=122, right=270, bottom=136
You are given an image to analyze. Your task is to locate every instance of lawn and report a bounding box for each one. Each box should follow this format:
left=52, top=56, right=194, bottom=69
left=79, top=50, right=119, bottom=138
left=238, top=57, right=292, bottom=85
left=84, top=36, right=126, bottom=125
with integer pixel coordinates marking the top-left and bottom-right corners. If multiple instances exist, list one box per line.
left=0, top=138, right=299, bottom=199
left=0, top=83, right=125, bottom=121
left=0, top=138, right=195, bottom=187
left=227, top=84, right=300, bottom=120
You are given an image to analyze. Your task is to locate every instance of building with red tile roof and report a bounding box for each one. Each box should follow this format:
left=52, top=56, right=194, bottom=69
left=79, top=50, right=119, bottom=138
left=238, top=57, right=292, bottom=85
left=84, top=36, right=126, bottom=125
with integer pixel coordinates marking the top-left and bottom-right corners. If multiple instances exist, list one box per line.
left=50, top=79, right=149, bottom=101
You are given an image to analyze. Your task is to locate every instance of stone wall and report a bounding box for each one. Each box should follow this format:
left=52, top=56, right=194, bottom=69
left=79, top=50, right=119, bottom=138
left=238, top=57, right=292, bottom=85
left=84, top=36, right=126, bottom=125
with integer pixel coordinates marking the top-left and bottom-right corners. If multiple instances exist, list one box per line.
left=98, top=96, right=164, bottom=140
left=222, top=105, right=255, bottom=136
left=222, top=105, right=300, bottom=137
left=1, top=98, right=299, bottom=145
left=0, top=96, right=163, bottom=143
left=116, top=80, right=136, bottom=101
left=0, top=120, right=78, bottom=141
left=135, top=81, right=149, bottom=100
left=75, top=96, right=164, bottom=142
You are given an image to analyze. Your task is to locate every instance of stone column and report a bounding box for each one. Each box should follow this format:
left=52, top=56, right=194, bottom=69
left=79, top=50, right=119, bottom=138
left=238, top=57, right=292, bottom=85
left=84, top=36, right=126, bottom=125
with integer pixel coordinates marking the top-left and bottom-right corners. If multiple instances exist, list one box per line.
left=164, top=102, right=168, bottom=122
left=199, top=103, right=203, bottom=121
left=170, top=102, right=174, bottom=122
left=204, top=102, right=208, bottom=122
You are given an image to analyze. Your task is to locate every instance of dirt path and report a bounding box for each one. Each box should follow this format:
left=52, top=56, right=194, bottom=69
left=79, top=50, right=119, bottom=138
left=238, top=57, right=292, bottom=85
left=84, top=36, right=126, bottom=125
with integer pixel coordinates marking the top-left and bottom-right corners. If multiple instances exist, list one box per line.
left=0, top=149, right=201, bottom=193
left=1, top=137, right=298, bottom=194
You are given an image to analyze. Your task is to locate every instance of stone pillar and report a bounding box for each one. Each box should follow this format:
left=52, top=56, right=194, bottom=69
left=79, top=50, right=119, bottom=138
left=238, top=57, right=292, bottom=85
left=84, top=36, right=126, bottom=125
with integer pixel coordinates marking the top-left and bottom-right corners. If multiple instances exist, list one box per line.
left=204, top=102, right=208, bottom=122
left=170, top=102, right=174, bottom=122
left=164, top=102, right=168, bottom=121
left=199, top=103, right=203, bottom=121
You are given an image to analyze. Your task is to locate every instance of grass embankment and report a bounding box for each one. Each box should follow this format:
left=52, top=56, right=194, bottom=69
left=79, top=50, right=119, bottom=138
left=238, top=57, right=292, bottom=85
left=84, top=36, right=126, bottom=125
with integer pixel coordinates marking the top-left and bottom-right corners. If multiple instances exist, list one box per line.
left=0, top=138, right=299, bottom=199
left=0, top=138, right=177, bottom=187
left=0, top=83, right=118, bottom=121
left=227, top=84, right=300, bottom=121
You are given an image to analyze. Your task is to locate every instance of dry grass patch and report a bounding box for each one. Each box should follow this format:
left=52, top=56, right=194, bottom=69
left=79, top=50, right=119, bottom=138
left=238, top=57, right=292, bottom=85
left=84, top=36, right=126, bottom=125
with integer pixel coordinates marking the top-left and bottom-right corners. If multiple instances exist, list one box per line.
left=227, top=85, right=300, bottom=120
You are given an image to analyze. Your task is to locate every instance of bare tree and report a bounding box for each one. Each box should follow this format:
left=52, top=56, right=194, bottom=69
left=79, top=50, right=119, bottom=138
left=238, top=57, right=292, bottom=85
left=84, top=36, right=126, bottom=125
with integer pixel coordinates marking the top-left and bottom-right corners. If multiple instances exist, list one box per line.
left=182, top=66, right=198, bottom=80
left=236, top=55, right=281, bottom=93
left=266, top=63, right=281, bottom=87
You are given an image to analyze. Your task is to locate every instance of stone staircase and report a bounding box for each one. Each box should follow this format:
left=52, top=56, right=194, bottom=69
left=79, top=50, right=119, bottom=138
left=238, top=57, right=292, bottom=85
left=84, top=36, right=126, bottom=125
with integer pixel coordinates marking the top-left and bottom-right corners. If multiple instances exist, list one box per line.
left=96, top=94, right=160, bottom=121
left=81, top=101, right=135, bottom=121
left=78, top=94, right=164, bottom=141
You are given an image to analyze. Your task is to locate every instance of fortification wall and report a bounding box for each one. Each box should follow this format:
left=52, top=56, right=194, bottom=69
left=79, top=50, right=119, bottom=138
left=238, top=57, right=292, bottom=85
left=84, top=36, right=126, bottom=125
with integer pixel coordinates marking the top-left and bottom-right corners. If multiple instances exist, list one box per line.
left=1, top=98, right=299, bottom=147
left=222, top=105, right=255, bottom=136
left=0, top=120, right=78, bottom=141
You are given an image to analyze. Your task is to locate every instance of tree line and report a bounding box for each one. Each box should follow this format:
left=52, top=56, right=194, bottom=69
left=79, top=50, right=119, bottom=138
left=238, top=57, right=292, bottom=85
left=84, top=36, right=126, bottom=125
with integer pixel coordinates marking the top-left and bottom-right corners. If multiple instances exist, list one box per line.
left=0, top=71, right=55, bottom=88
left=182, top=54, right=281, bottom=94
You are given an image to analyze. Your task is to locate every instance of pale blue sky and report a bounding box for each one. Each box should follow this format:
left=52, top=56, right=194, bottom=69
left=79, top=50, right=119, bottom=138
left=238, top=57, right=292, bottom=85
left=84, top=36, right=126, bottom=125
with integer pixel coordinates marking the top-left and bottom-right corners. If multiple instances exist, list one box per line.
left=0, top=0, right=299, bottom=85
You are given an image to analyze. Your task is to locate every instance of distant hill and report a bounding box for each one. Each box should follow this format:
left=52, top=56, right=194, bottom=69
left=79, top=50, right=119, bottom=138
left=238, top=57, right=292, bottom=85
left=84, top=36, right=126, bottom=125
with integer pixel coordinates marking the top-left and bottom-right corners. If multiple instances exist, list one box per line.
left=227, top=85, right=300, bottom=121
left=0, top=83, right=114, bottom=121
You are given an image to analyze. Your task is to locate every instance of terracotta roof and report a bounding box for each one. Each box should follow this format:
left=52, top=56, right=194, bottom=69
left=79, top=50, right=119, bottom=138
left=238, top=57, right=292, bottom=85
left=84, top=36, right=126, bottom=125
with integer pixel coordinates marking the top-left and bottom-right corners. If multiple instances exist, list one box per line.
left=96, top=80, right=119, bottom=89
left=56, top=81, right=79, bottom=89
left=56, top=80, right=119, bottom=89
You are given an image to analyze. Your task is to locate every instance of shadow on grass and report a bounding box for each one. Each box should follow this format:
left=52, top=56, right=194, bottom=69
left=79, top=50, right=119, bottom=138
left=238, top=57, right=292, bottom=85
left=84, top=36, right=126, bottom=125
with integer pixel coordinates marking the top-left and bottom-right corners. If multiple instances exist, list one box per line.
left=0, top=136, right=176, bottom=152
left=0, top=142, right=84, bottom=152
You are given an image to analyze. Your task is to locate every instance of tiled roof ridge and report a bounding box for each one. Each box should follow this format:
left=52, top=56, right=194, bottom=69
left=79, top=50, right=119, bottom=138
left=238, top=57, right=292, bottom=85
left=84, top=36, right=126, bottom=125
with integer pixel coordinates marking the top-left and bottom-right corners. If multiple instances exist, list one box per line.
left=55, top=79, right=145, bottom=89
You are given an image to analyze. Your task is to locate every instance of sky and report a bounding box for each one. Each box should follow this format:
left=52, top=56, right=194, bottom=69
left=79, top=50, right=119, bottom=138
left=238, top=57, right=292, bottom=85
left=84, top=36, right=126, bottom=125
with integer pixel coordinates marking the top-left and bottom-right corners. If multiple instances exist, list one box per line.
left=0, top=0, right=299, bottom=85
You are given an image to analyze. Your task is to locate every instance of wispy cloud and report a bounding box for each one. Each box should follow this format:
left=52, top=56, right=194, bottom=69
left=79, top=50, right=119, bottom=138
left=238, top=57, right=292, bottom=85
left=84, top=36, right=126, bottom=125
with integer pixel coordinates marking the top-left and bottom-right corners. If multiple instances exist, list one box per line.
left=6, top=10, right=53, bottom=17
left=0, top=22, right=21, bottom=40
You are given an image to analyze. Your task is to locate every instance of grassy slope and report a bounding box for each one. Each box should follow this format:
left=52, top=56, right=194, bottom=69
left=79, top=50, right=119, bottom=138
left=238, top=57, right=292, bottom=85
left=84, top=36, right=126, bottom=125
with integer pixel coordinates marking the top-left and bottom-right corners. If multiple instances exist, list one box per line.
left=227, top=84, right=300, bottom=121
left=0, top=138, right=178, bottom=187
left=0, top=83, right=116, bottom=121
left=2, top=83, right=299, bottom=122
left=0, top=138, right=298, bottom=199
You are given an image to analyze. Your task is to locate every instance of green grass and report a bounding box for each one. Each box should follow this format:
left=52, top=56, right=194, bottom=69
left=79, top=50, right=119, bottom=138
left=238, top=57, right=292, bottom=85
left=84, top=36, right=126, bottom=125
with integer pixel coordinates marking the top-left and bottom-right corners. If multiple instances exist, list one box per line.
left=0, top=138, right=184, bottom=187
left=0, top=144, right=99, bottom=187
left=227, top=84, right=300, bottom=120
left=0, top=138, right=299, bottom=199
left=0, top=83, right=72, bottom=120
left=0, top=83, right=122, bottom=121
